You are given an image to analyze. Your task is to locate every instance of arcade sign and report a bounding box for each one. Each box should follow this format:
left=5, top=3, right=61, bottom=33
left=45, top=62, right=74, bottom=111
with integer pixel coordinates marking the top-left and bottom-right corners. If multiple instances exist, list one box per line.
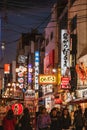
left=39, top=74, right=57, bottom=84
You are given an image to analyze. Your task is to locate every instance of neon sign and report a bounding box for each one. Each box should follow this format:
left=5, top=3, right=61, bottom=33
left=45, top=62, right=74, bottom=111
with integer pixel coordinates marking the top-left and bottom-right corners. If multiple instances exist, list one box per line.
left=39, top=74, right=57, bottom=84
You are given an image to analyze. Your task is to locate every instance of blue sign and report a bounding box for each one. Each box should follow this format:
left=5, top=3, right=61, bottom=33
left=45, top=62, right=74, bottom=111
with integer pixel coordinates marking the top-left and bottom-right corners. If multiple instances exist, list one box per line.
left=35, top=51, right=40, bottom=62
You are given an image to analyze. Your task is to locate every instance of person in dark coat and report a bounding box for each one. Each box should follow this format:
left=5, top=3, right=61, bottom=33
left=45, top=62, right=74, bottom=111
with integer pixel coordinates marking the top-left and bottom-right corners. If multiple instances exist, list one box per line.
left=73, top=109, right=84, bottom=130
left=84, top=108, right=87, bottom=130
left=19, top=107, right=32, bottom=130
left=50, top=108, right=62, bottom=130
left=61, top=108, right=71, bottom=130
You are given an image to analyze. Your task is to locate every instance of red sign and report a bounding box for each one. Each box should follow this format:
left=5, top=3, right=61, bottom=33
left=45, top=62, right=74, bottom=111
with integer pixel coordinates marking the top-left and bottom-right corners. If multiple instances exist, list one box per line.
left=61, top=77, right=71, bottom=89
left=44, top=49, right=54, bottom=74
left=12, top=103, right=23, bottom=115
left=4, top=64, right=10, bottom=74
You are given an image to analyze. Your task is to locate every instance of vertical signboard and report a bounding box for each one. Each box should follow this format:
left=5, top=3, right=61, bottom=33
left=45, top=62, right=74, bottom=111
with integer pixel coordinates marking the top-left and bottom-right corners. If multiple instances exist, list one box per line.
left=17, top=65, right=24, bottom=89
left=4, top=64, right=10, bottom=74
left=28, top=64, right=33, bottom=84
left=35, top=51, right=39, bottom=90
left=12, top=61, right=16, bottom=82
left=61, top=30, right=71, bottom=89
left=61, top=30, right=70, bottom=76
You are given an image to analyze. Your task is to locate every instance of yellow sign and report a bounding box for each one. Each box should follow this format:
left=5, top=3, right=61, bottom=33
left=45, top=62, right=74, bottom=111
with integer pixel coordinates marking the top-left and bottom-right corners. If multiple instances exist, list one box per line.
left=39, top=74, right=57, bottom=84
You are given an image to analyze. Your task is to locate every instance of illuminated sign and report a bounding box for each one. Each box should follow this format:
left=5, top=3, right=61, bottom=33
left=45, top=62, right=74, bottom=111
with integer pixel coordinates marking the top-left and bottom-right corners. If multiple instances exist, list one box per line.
left=12, top=103, right=23, bottom=115
left=4, top=64, right=10, bottom=74
left=28, top=64, right=33, bottom=83
left=42, top=85, right=53, bottom=95
left=25, top=89, right=35, bottom=99
left=35, top=51, right=39, bottom=90
left=61, top=77, right=71, bottom=89
left=76, top=88, right=87, bottom=98
left=17, top=65, right=26, bottom=89
left=39, top=74, right=57, bottom=84
left=61, top=30, right=70, bottom=76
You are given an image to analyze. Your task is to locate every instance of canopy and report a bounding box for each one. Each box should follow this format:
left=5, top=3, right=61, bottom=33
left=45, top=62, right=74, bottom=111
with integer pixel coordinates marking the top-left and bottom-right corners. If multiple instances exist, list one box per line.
left=69, top=98, right=87, bottom=104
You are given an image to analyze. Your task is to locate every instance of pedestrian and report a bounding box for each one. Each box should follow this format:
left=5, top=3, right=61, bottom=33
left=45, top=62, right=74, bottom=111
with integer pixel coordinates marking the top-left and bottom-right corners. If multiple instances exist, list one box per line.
left=83, top=108, right=87, bottom=130
left=2, top=109, right=16, bottom=130
left=61, top=108, right=71, bottom=130
left=0, top=113, right=4, bottom=130
left=37, top=107, right=51, bottom=130
left=73, top=109, right=84, bottom=130
left=18, top=107, right=32, bottom=130
left=50, top=108, right=62, bottom=130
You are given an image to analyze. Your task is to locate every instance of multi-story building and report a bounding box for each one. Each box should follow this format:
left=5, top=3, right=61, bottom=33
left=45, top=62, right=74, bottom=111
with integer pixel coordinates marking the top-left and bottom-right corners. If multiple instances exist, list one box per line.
left=41, top=0, right=70, bottom=110
left=68, top=0, right=87, bottom=100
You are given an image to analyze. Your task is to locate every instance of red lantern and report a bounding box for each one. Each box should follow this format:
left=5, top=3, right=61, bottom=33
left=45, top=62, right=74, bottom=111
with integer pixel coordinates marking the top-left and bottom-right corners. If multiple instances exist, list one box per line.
left=12, top=103, right=23, bottom=115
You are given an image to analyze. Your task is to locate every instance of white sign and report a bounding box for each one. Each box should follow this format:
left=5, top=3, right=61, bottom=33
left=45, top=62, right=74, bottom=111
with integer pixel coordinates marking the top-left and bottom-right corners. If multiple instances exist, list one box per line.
left=61, top=30, right=70, bottom=76
left=76, top=88, right=87, bottom=98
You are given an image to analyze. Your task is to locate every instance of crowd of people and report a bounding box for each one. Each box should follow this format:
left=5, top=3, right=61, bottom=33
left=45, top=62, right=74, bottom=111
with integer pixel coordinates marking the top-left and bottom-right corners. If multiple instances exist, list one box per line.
left=0, top=105, right=87, bottom=130
left=36, top=105, right=87, bottom=130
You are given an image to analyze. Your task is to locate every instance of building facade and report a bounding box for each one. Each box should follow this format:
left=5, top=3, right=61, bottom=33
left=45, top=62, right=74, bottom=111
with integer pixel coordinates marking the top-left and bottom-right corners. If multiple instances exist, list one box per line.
left=68, top=0, right=87, bottom=99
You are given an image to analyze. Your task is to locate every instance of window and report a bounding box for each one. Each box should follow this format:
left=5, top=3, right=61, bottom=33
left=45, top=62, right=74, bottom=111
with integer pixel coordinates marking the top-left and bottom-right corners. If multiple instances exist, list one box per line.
left=50, top=32, right=53, bottom=41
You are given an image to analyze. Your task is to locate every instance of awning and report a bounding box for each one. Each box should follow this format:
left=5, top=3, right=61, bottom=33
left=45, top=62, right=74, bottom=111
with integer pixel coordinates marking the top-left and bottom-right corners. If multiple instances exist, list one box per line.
left=69, top=98, right=87, bottom=104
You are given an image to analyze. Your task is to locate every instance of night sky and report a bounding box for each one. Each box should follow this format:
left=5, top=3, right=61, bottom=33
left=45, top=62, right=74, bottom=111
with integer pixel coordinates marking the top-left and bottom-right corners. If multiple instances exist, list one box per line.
left=0, top=0, right=57, bottom=67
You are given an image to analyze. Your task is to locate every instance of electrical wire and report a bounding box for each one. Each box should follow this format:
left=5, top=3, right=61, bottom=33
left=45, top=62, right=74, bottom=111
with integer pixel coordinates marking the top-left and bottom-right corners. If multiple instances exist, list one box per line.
left=0, top=0, right=87, bottom=12
left=1, top=18, right=87, bottom=45
left=0, top=0, right=55, bottom=33
left=0, top=1, right=87, bottom=45
left=0, top=0, right=55, bottom=9
left=1, top=13, right=87, bottom=46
